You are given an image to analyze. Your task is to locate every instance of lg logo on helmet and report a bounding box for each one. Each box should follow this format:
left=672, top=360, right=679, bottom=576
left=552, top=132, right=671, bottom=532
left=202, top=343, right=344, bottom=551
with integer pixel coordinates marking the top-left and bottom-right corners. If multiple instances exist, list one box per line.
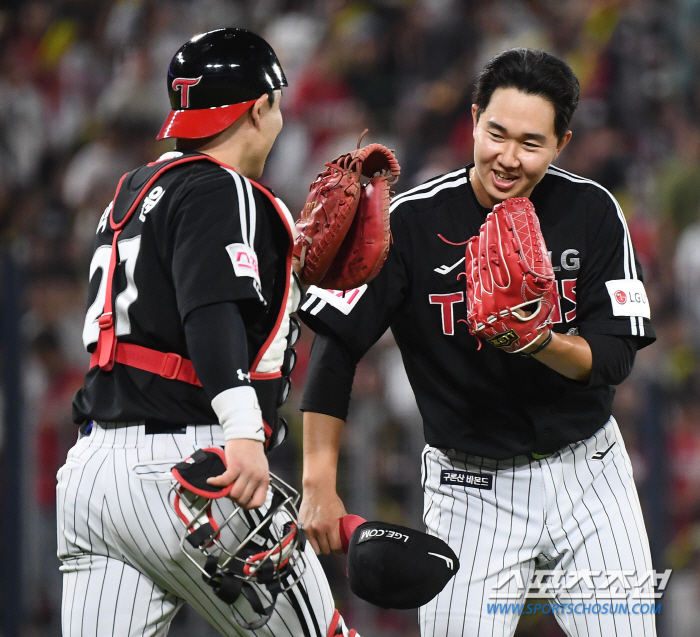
left=172, top=76, right=202, bottom=108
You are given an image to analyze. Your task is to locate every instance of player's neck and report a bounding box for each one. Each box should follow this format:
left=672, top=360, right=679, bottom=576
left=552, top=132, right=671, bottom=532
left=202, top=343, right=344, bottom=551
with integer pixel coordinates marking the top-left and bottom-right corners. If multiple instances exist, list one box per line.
left=199, top=145, right=262, bottom=180
left=189, top=122, right=266, bottom=180
left=469, top=166, right=498, bottom=209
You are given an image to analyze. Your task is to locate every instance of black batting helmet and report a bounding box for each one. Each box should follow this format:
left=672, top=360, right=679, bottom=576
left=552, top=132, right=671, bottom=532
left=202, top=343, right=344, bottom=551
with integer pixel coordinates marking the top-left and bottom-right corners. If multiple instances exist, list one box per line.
left=157, top=28, right=287, bottom=141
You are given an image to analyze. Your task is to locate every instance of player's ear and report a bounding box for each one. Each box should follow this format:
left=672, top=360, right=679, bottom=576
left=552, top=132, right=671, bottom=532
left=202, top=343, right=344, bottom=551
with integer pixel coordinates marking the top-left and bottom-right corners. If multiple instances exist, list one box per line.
left=471, top=104, right=480, bottom=136
left=249, top=93, right=270, bottom=129
left=554, top=130, right=572, bottom=158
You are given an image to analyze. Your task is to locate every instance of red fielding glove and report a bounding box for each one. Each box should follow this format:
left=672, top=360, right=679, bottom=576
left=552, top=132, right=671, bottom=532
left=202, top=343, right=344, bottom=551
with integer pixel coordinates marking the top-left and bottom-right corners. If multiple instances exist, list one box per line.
left=463, top=197, right=556, bottom=353
left=294, top=133, right=400, bottom=290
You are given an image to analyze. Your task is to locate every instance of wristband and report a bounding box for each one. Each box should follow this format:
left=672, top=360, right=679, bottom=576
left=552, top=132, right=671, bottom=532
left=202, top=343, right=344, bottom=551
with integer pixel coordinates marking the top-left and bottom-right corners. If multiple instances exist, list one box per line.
left=211, top=385, right=265, bottom=442
left=521, top=330, right=553, bottom=358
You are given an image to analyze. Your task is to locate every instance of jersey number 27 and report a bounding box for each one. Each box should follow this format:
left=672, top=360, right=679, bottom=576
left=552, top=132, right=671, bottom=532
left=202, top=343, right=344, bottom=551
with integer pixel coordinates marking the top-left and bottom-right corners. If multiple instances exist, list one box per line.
left=82, top=236, right=141, bottom=349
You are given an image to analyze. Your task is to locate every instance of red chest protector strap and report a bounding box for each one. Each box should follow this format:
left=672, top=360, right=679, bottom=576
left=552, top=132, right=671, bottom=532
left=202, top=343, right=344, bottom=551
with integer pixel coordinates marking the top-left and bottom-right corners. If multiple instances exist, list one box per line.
left=89, top=343, right=201, bottom=385
left=90, top=154, right=209, bottom=384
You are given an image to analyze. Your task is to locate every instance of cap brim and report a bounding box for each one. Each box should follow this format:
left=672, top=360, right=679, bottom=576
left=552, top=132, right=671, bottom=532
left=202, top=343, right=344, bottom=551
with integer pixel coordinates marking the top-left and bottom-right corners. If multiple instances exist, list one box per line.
left=156, top=100, right=257, bottom=140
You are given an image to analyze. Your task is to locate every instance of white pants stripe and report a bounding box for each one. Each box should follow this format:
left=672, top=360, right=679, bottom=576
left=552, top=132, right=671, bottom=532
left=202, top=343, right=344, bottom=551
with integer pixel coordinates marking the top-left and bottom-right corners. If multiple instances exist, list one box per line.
left=419, top=417, right=657, bottom=637
left=57, top=422, right=341, bottom=637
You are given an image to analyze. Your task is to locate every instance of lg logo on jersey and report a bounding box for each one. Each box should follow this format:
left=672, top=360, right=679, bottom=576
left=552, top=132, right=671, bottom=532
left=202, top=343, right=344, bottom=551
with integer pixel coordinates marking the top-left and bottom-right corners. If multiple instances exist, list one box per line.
left=605, top=279, right=651, bottom=319
left=550, top=249, right=579, bottom=272
left=615, top=290, right=647, bottom=306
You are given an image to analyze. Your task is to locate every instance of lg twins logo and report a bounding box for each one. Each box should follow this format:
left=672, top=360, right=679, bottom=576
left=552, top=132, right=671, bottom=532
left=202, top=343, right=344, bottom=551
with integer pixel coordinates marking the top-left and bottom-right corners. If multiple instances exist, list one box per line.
left=172, top=76, right=202, bottom=108
left=429, top=292, right=464, bottom=335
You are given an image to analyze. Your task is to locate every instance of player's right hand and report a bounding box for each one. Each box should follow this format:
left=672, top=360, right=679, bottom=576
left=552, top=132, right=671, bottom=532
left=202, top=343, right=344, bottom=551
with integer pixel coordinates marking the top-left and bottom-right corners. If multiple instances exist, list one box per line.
left=207, top=438, right=269, bottom=510
left=299, top=486, right=347, bottom=555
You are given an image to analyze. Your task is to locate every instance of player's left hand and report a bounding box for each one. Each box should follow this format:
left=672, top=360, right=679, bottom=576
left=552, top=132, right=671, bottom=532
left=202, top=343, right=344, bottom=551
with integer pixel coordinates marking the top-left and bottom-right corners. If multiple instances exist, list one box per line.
left=207, top=438, right=269, bottom=510
left=464, top=197, right=556, bottom=354
left=299, top=484, right=348, bottom=555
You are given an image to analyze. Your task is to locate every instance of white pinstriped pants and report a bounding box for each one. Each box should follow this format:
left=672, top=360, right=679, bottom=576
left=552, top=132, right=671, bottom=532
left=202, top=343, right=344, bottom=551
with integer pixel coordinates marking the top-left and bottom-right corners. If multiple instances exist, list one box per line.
left=56, top=423, right=340, bottom=637
left=419, top=417, right=658, bottom=637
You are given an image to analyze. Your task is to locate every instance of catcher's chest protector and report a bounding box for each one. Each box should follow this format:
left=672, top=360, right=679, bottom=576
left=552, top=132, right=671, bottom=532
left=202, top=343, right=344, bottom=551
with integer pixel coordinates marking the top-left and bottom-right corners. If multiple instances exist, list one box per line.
left=90, top=152, right=293, bottom=382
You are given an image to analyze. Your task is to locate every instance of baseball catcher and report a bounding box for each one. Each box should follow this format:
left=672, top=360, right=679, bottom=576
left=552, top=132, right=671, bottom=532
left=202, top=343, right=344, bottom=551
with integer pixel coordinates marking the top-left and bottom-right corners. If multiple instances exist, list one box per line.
left=294, top=132, right=401, bottom=290
left=463, top=197, right=556, bottom=354
left=60, top=27, right=363, bottom=637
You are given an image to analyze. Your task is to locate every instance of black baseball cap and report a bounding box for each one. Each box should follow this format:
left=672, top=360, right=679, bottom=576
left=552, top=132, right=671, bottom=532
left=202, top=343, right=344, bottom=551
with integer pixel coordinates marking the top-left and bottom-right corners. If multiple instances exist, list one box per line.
left=340, top=516, right=460, bottom=609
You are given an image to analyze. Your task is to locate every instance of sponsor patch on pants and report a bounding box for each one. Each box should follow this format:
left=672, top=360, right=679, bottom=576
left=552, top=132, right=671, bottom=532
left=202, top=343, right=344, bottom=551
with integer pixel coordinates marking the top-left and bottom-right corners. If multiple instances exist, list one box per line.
left=441, top=470, right=493, bottom=489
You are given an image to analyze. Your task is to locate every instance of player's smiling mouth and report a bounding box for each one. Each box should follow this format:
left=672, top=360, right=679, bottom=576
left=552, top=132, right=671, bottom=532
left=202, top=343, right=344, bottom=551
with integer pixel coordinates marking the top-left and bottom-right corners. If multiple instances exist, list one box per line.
left=492, top=170, right=518, bottom=189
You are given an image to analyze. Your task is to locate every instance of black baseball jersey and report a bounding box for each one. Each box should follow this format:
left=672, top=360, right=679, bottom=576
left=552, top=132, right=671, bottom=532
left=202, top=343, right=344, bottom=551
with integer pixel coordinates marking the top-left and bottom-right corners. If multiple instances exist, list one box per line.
left=298, top=164, right=655, bottom=460
left=73, top=151, right=293, bottom=426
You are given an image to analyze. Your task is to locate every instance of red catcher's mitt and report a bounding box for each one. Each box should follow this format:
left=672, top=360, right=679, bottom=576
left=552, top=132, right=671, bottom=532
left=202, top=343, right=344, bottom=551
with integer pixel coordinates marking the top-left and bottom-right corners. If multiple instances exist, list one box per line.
left=463, top=197, right=556, bottom=353
left=294, top=133, right=400, bottom=290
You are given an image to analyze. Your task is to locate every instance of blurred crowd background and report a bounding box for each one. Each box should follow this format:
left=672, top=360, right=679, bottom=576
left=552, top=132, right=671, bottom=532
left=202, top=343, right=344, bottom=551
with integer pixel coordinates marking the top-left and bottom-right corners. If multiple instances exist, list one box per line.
left=1, top=0, right=699, bottom=635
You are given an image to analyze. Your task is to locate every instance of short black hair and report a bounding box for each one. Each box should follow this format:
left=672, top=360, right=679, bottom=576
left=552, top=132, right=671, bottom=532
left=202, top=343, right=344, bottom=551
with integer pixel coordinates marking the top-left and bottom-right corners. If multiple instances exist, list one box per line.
left=472, top=49, right=580, bottom=141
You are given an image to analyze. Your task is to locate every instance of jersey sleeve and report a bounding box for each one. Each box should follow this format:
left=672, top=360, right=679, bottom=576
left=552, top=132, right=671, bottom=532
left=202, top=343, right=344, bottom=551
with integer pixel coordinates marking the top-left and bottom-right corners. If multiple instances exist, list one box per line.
left=297, top=211, right=411, bottom=361
left=170, top=169, right=266, bottom=320
left=575, top=190, right=655, bottom=347
left=300, top=333, right=357, bottom=419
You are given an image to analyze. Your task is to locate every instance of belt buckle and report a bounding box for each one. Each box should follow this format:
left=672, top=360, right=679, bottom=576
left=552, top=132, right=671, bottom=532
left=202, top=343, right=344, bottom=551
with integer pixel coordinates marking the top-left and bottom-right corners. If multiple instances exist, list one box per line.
left=78, top=421, right=94, bottom=438
left=161, top=353, right=183, bottom=380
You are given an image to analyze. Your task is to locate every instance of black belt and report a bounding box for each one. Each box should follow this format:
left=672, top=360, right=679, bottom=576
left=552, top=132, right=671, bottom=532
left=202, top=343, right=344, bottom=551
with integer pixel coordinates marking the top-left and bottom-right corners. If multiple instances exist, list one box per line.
left=144, top=419, right=188, bottom=435
left=439, top=446, right=555, bottom=467
left=80, top=420, right=191, bottom=436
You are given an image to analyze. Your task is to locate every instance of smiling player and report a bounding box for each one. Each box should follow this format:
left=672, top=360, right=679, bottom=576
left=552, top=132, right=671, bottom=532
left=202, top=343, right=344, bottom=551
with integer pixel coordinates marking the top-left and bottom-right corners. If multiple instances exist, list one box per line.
left=297, top=49, right=656, bottom=637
